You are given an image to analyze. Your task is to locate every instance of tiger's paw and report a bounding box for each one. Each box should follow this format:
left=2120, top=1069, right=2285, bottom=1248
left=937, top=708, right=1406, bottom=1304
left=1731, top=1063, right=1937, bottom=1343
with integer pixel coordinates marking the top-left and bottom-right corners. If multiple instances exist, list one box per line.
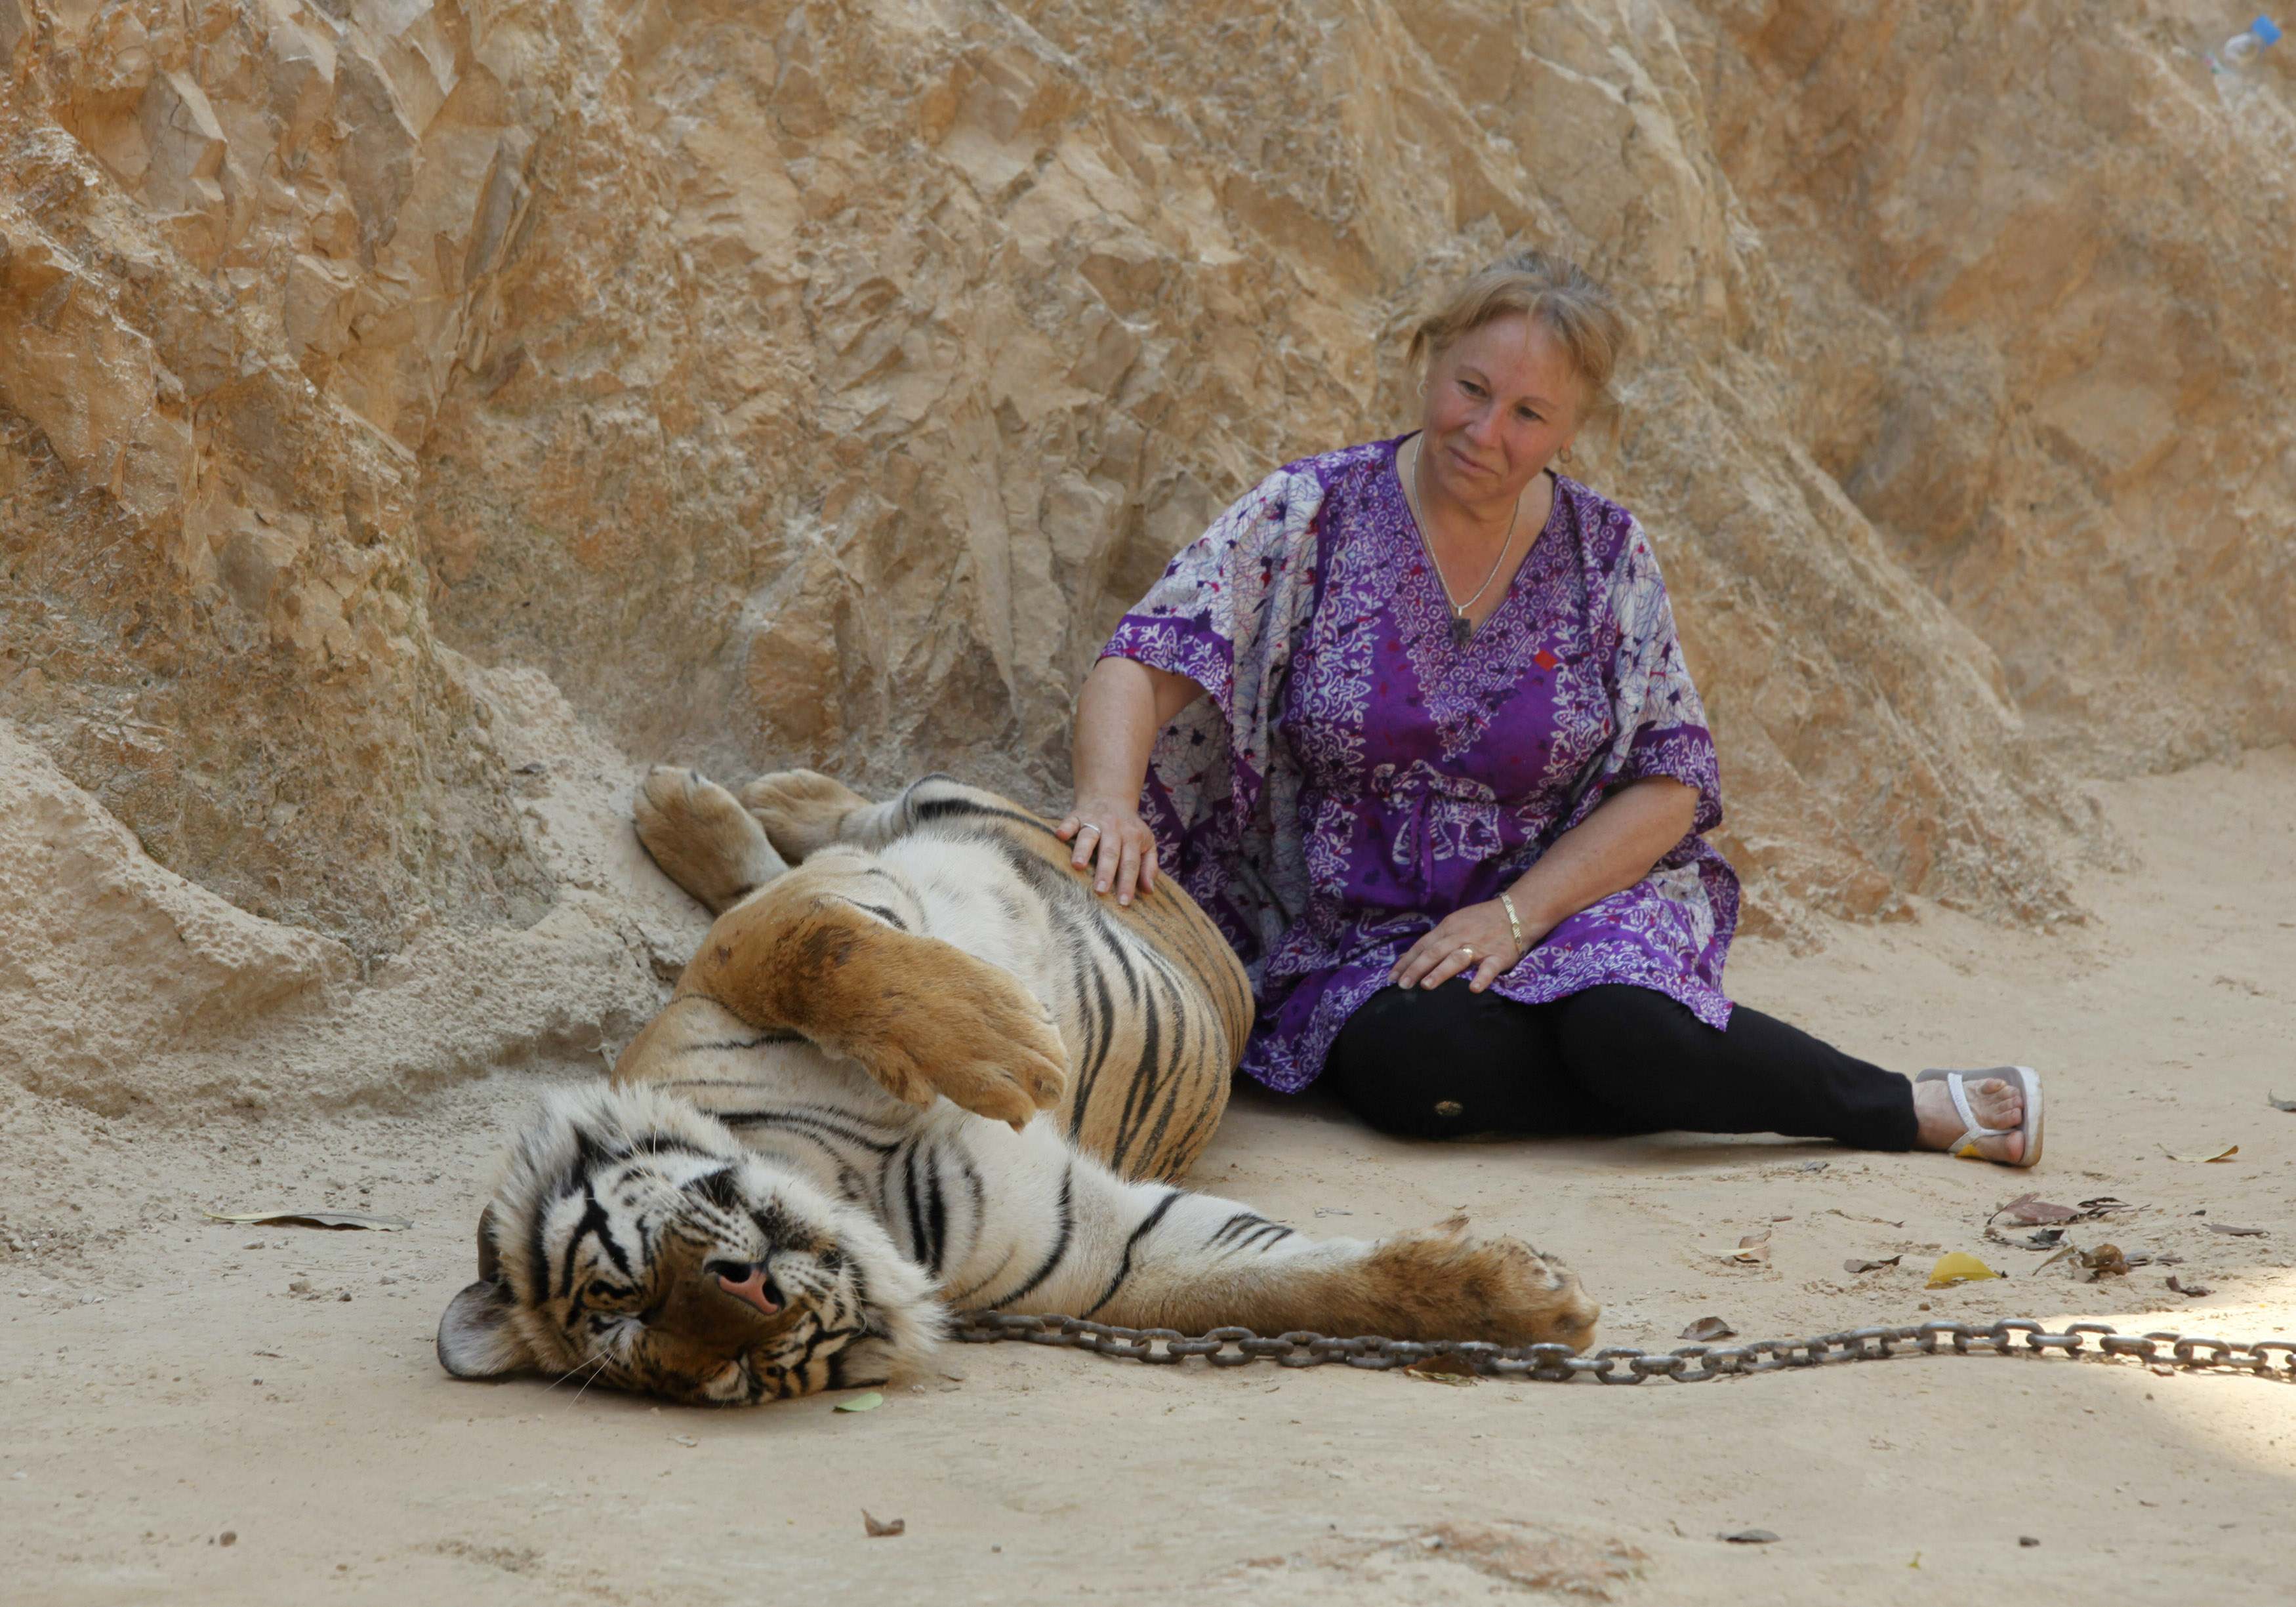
left=1360, top=1226, right=1599, bottom=1353
left=741, top=769, right=872, bottom=863
left=634, top=767, right=785, bottom=913
left=853, top=974, right=1067, bottom=1131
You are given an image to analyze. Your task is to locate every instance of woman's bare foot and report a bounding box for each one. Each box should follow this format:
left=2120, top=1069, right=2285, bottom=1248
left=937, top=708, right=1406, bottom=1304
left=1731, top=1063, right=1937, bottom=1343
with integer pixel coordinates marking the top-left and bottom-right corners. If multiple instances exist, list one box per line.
left=1912, top=1074, right=2025, bottom=1163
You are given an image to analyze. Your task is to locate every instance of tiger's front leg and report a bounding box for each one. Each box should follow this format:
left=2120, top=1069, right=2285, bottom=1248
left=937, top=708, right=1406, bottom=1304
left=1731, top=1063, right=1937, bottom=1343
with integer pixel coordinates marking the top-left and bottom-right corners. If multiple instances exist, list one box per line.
left=1096, top=1202, right=1602, bottom=1352
left=954, top=1132, right=1598, bottom=1352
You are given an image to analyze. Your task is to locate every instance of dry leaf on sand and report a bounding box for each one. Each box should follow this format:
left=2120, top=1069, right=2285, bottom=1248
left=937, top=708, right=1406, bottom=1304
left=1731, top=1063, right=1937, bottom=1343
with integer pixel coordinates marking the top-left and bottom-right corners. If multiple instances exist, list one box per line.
left=1679, top=1316, right=1736, bottom=1342
left=1843, top=1256, right=1902, bottom=1275
left=1403, top=1361, right=1478, bottom=1387
left=1719, top=1529, right=1779, bottom=1544
left=1925, top=1252, right=2001, bottom=1288
left=2206, top=1222, right=2268, bottom=1238
left=2268, top=1093, right=2296, bottom=1113
left=2159, top=1145, right=2240, bottom=1163
left=1990, top=1193, right=2082, bottom=1227
left=1729, top=1229, right=1772, bottom=1266
left=2077, top=1244, right=2129, bottom=1278
left=2166, top=1275, right=2213, bottom=1297
left=203, top=1208, right=412, bottom=1232
left=861, top=1511, right=905, bottom=1538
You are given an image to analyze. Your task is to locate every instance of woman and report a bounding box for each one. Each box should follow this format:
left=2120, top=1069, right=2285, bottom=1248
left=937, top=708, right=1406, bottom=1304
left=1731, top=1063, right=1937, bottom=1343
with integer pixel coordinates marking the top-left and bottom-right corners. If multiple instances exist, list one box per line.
left=1059, top=252, right=2042, bottom=1166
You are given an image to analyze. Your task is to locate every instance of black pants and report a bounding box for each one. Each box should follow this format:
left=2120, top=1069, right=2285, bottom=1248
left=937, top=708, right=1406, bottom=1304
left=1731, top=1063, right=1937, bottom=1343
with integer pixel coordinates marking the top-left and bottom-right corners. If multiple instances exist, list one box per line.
left=1323, top=983, right=1918, bottom=1150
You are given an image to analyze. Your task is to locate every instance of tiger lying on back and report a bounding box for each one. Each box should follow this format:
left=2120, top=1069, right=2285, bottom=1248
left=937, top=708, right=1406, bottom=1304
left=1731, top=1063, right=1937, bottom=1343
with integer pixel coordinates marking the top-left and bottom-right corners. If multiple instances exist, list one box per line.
left=437, top=767, right=1598, bottom=1404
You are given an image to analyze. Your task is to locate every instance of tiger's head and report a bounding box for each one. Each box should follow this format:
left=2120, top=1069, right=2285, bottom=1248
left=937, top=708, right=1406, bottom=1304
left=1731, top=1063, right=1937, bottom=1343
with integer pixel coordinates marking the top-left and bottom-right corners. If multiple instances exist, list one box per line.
left=436, top=1084, right=939, bottom=1406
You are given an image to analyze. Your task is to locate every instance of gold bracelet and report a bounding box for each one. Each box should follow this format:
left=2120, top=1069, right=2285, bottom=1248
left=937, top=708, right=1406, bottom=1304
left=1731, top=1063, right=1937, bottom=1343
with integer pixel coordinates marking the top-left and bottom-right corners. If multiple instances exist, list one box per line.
left=1499, top=891, right=1525, bottom=958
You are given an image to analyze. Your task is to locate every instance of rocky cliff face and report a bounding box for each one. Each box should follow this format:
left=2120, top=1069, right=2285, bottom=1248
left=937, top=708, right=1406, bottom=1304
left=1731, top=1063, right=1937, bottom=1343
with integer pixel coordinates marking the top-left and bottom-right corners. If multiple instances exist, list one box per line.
left=3, top=0, right=2290, bottom=1112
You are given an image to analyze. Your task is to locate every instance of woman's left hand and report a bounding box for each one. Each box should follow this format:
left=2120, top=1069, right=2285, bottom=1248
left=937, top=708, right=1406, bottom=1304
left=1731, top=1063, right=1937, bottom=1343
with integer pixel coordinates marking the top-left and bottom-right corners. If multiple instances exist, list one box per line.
left=1389, top=900, right=1538, bottom=993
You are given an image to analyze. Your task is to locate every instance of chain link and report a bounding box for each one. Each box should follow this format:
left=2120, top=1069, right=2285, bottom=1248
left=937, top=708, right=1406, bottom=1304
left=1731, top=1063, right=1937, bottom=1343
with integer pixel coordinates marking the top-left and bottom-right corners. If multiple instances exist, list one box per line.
left=951, top=1312, right=2296, bottom=1384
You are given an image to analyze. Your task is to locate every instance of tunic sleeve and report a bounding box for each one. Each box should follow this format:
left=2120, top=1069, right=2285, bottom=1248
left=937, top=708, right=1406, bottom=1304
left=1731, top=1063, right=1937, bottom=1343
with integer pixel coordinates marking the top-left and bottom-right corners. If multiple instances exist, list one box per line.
left=1096, top=466, right=1328, bottom=975
left=1597, top=519, right=1723, bottom=836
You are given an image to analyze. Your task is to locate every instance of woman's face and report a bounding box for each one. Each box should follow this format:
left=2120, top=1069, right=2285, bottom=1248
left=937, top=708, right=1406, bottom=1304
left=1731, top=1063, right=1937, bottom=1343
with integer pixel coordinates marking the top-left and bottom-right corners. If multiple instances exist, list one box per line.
left=1417, top=313, right=1585, bottom=512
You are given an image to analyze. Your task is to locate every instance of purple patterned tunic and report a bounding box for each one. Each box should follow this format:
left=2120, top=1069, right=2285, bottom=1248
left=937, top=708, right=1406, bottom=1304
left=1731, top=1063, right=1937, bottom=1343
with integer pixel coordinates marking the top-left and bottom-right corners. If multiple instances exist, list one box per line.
left=1099, top=436, right=1740, bottom=1094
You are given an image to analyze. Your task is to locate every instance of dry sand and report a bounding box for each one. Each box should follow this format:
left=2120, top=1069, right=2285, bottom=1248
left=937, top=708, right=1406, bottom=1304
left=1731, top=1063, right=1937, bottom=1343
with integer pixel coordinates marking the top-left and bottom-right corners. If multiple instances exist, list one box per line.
left=4, top=747, right=2293, bottom=1605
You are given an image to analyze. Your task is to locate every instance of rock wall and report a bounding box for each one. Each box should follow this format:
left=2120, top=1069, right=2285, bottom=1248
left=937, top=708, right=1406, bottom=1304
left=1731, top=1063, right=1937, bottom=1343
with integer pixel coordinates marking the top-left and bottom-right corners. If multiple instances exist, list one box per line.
left=3, top=0, right=2291, bottom=1110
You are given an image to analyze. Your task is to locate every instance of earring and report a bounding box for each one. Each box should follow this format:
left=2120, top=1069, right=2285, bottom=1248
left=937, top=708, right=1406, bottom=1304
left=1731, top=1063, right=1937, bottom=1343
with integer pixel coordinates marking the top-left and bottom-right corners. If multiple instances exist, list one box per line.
left=1557, top=445, right=1574, bottom=465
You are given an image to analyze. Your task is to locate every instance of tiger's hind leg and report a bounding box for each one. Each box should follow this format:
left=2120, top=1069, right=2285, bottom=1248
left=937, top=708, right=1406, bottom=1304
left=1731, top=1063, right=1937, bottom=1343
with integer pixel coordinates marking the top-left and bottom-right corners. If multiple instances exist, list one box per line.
left=634, top=766, right=790, bottom=914
left=743, top=771, right=1028, bottom=862
left=739, top=769, right=876, bottom=863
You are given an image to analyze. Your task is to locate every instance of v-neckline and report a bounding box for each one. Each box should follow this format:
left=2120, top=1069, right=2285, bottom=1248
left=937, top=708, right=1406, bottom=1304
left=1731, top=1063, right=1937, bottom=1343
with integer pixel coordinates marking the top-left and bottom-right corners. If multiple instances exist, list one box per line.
left=1392, top=432, right=1559, bottom=651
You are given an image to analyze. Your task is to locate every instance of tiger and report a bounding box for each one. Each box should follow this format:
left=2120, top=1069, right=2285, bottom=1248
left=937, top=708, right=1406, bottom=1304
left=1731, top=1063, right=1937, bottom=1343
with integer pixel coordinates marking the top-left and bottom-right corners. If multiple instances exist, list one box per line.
left=436, top=765, right=1599, bottom=1404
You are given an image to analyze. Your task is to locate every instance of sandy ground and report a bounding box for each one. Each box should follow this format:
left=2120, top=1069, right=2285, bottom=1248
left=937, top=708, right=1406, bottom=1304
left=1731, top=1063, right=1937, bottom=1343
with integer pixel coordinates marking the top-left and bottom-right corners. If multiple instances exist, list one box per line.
left=3, top=748, right=2294, bottom=1605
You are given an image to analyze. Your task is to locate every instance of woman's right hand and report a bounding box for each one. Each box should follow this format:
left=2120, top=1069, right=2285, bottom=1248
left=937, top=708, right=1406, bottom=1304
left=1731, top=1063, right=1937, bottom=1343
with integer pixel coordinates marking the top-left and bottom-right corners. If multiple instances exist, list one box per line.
left=1056, top=794, right=1159, bottom=905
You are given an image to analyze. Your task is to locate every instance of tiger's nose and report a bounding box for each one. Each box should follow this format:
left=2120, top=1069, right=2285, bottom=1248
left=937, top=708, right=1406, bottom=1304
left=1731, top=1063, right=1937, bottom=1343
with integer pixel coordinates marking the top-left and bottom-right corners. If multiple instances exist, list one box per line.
left=708, top=1259, right=782, bottom=1317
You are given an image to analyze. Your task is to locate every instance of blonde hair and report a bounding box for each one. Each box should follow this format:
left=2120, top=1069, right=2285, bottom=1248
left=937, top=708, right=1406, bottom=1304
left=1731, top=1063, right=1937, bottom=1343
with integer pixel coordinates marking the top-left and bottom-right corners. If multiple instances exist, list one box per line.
left=1407, top=251, right=1630, bottom=424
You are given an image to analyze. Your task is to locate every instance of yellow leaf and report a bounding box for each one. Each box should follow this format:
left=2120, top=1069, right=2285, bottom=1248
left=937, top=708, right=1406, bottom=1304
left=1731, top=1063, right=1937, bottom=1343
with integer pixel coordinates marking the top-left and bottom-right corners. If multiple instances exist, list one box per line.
left=2159, top=1144, right=2239, bottom=1163
left=1925, top=1251, right=2001, bottom=1288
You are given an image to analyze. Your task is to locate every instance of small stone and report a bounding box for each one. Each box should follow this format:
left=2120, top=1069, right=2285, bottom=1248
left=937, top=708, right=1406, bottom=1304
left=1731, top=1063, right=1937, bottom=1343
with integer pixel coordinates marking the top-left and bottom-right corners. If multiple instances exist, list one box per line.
left=2019, top=1536, right=2040, bottom=1547
left=219, top=1531, right=237, bottom=1547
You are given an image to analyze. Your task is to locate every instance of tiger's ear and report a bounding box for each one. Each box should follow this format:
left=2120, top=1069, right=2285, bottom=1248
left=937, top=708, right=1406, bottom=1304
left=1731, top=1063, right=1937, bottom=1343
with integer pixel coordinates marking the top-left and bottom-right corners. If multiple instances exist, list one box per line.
left=475, top=1203, right=502, bottom=1283
left=437, top=1277, right=535, bottom=1379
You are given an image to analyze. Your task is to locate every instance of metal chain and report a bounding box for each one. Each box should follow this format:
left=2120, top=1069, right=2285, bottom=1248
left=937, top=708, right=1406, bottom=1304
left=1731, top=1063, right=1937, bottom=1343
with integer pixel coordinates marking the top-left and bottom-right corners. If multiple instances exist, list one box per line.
left=953, top=1312, right=2296, bottom=1384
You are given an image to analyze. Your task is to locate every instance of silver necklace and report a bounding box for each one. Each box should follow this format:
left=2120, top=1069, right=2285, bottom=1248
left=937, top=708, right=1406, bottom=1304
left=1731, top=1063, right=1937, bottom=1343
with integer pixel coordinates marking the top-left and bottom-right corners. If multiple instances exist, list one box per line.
left=1407, top=436, right=1519, bottom=647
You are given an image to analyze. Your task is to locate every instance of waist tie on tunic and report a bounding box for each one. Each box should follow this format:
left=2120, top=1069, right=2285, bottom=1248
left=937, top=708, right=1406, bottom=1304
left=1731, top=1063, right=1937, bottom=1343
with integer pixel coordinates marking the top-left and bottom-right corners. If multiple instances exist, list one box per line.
left=1368, top=760, right=1506, bottom=897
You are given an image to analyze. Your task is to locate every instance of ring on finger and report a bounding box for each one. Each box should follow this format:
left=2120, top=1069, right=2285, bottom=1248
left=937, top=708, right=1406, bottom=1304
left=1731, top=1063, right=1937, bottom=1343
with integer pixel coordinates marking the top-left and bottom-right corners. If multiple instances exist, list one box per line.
left=1078, top=823, right=1102, bottom=838
left=1457, top=945, right=1476, bottom=962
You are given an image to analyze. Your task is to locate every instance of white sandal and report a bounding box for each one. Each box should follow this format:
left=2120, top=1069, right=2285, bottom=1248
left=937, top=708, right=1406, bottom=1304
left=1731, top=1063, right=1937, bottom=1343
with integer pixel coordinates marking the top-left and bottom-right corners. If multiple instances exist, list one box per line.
left=1915, top=1066, right=2043, bottom=1168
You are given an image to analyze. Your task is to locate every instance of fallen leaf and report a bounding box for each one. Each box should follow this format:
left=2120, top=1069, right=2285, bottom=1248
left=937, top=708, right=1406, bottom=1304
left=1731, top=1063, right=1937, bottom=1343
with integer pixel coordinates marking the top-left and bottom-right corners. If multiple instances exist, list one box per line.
left=1402, top=1362, right=1478, bottom=1387
left=1729, top=1228, right=1772, bottom=1266
left=2035, top=1244, right=2080, bottom=1274
left=1987, top=1221, right=2069, bottom=1252
left=2158, top=1145, right=2239, bottom=1164
left=1826, top=1208, right=1905, bottom=1229
left=2206, top=1222, right=2268, bottom=1238
left=1925, top=1251, right=2002, bottom=1288
left=1991, top=1193, right=2081, bottom=1227
left=201, top=1209, right=412, bottom=1232
left=834, top=1392, right=886, bottom=1414
left=668, top=1434, right=697, bottom=1448
left=2078, top=1244, right=2129, bottom=1279
left=1719, top=1529, right=1779, bottom=1544
left=861, top=1510, right=905, bottom=1538
left=2167, top=1276, right=2213, bottom=1297
left=2270, top=1093, right=2296, bottom=1113
left=2075, top=1197, right=2137, bottom=1215
left=1842, top=1256, right=1902, bottom=1275
left=1679, top=1316, right=1736, bottom=1341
